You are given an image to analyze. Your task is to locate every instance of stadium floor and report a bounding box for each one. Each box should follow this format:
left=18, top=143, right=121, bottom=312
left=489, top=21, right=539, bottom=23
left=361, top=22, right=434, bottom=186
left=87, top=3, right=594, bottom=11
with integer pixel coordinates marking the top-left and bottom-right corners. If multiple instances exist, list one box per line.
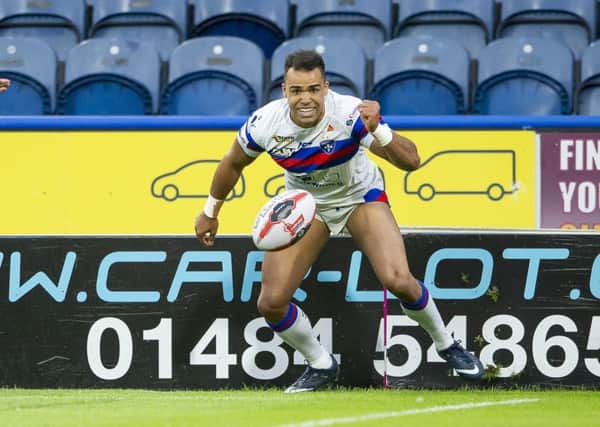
left=0, top=388, right=597, bottom=426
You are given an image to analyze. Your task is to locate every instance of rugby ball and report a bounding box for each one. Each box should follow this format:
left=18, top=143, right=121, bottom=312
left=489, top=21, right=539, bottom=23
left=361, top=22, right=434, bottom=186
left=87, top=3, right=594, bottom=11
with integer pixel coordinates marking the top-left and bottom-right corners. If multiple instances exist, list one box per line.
left=252, top=189, right=316, bottom=251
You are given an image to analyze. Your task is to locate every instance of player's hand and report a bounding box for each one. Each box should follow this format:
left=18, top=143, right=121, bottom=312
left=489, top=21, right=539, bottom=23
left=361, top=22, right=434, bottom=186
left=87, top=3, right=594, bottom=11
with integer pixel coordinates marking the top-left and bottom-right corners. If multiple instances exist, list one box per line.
left=358, top=100, right=381, bottom=133
left=195, top=212, right=219, bottom=246
left=0, top=78, right=10, bottom=93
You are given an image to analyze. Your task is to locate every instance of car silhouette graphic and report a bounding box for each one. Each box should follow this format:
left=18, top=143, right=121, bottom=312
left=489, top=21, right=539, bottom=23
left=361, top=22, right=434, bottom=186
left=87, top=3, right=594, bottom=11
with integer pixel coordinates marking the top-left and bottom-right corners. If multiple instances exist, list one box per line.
left=151, top=160, right=246, bottom=202
left=263, top=174, right=286, bottom=197
left=404, top=150, right=517, bottom=201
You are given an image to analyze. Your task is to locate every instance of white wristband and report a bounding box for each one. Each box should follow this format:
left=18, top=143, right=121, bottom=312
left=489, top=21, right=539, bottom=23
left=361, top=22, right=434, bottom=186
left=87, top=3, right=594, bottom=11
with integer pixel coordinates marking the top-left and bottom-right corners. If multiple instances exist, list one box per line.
left=372, top=124, right=393, bottom=147
left=203, top=195, right=224, bottom=219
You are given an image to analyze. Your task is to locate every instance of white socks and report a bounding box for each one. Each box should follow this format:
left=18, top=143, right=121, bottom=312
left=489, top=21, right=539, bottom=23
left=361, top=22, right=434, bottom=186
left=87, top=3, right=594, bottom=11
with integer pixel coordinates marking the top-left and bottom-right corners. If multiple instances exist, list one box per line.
left=401, top=281, right=454, bottom=352
left=269, top=303, right=332, bottom=369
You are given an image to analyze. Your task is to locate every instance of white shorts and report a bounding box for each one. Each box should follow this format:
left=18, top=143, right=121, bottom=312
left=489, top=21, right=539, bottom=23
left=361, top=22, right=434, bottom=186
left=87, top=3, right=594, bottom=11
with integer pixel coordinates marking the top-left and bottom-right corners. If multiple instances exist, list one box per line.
left=315, top=205, right=358, bottom=235
left=315, top=188, right=390, bottom=235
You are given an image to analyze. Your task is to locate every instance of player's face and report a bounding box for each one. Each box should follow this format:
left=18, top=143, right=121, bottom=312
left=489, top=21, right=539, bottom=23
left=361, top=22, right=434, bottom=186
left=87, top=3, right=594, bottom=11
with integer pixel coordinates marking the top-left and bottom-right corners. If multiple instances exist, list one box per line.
left=282, top=67, right=329, bottom=128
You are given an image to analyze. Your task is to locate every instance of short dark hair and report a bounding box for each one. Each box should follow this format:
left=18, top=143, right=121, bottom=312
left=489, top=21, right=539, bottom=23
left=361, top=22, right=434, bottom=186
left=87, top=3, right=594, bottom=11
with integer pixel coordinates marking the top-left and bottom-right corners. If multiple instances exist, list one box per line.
left=284, top=50, right=325, bottom=77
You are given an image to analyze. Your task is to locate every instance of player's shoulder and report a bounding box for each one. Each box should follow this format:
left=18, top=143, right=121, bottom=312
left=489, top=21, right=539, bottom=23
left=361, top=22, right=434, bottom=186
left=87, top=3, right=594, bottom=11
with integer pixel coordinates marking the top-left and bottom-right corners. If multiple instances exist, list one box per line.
left=245, top=98, right=287, bottom=133
left=327, top=90, right=363, bottom=119
left=243, top=99, right=287, bottom=139
left=252, top=98, right=288, bottom=123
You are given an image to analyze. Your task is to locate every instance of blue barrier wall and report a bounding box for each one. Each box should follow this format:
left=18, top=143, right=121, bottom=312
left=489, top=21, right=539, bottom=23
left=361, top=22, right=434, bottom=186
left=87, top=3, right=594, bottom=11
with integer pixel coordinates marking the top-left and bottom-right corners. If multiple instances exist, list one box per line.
left=1, top=115, right=600, bottom=130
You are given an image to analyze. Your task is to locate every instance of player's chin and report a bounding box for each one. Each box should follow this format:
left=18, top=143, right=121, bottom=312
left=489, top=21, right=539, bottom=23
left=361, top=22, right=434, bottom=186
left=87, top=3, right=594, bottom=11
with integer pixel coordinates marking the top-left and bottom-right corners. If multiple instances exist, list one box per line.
left=294, top=114, right=319, bottom=127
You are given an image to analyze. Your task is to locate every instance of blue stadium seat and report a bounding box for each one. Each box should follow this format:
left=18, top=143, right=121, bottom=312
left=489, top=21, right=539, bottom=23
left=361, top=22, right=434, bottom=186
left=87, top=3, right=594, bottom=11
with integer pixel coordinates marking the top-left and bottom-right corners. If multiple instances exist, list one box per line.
left=497, top=0, right=596, bottom=59
left=268, top=36, right=367, bottom=101
left=0, top=0, right=85, bottom=62
left=89, top=0, right=187, bottom=62
left=191, top=0, right=289, bottom=59
left=576, top=42, right=600, bottom=115
left=0, top=37, right=56, bottom=114
left=368, top=36, right=469, bottom=115
left=161, top=37, right=264, bottom=116
left=295, top=0, right=391, bottom=59
left=393, top=0, right=494, bottom=58
left=473, top=37, right=573, bottom=115
left=57, top=38, right=160, bottom=115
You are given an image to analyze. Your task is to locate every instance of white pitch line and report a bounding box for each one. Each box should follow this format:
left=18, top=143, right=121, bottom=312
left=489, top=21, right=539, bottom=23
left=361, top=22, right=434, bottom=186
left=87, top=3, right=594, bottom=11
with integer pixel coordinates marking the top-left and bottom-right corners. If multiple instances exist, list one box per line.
left=276, top=398, right=541, bottom=427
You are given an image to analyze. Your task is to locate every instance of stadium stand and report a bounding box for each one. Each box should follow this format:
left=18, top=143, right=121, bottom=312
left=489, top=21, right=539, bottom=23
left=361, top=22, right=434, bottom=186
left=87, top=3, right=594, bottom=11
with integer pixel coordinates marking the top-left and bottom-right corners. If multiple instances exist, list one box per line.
left=0, top=36, right=56, bottom=114
left=2, top=1, right=599, bottom=116
left=496, top=0, right=597, bottom=59
left=267, top=36, right=367, bottom=101
left=57, top=38, right=160, bottom=115
left=576, top=41, right=600, bottom=115
left=295, top=0, right=391, bottom=59
left=190, top=0, right=289, bottom=59
left=0, top=0, right=86, bottom=62
left=472, top=37, right=573, bottom=115
left=88, top=0, right=187, bottom=62
left=393, top=0, right=495, bottom=58
left=161, top=36, right=264, bottom=116
left=369, top=36, right=470, bottom=115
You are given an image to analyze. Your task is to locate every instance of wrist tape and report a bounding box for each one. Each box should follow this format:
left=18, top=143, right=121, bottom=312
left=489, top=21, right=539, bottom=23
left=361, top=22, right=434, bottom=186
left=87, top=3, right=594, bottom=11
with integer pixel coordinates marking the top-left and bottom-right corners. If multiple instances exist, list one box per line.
left=372, top=124, right=393, bottom=147
left=203, top=195, right=224, bottom=218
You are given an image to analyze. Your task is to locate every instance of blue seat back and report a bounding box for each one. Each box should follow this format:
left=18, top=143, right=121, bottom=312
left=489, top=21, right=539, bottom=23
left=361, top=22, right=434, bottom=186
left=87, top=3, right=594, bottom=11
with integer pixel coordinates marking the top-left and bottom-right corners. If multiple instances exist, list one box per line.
left=369, top=36, right=469, bottom=114
left=192, top=0, right=289, bottom=58
left=497, top=0, right=596, bottom=59
left=268, top=36, right=366, bottom=100
left=295, top=0, right=391, bottom=59
left=0, top=36, right=56, bottom=114
left=0, top=0, right=85, bottom=61
left=89, top=0, right=187, bottom=61
left=394, top=0, right=494, bottom=58
left=59, top=38, right=160, bottom=115
left=473, top=37, right=573, bottom=115
left=162, top=36, right=264, bottom=116
left=577, top=42, right=600, bottom=115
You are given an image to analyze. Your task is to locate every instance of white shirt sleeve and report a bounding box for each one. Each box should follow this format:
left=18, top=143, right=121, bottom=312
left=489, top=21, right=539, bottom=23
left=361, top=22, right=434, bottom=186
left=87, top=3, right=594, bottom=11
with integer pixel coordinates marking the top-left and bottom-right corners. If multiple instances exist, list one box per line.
left=349, top=108, right=391, bottom=149
left=237, top=113, right=266, bottom=158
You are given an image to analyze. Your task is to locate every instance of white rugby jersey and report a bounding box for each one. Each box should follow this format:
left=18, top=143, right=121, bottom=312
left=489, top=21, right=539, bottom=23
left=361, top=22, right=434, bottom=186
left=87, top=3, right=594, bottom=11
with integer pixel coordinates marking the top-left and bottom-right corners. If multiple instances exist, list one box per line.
left=237, top=90, right=390, bottom=209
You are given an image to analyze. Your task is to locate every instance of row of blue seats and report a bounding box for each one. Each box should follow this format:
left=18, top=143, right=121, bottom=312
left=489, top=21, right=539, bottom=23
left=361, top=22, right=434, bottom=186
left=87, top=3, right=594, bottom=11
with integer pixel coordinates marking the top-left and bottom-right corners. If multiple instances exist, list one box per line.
left=1, top=35, right=599, bottom=116
left=0, top=0, right=599, bottom=62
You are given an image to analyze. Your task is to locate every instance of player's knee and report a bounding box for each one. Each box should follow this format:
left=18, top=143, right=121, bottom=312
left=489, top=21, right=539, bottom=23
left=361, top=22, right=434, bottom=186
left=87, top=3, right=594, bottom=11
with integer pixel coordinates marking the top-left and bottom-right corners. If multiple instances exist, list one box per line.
left=256, top=293, right=288, bottom=319
left=380, top=269, right=415, bottom=297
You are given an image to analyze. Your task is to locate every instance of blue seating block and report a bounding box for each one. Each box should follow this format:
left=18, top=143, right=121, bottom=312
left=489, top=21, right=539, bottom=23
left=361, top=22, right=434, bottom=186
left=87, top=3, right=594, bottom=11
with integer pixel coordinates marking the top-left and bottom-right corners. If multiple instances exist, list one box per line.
left=58, top=38, right=160, bottom=115
left=162, top=37, right=264, bottom=116
left=473, top=37, right=573, bottom=115
left=0, top=36, right=56, bottom=114
left=369, top=36, right=470, bottom=115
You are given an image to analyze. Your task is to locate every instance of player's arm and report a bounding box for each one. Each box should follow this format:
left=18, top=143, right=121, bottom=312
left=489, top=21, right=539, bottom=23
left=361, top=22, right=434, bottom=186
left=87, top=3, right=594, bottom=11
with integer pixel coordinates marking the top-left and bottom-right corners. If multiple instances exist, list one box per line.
left=359, top=100, right=420, bottom=171
left=0, top=78, right=10, bottom=93
left=369, top=130, right=420, bottom=171
left=194, top=141, right=256, bottom=246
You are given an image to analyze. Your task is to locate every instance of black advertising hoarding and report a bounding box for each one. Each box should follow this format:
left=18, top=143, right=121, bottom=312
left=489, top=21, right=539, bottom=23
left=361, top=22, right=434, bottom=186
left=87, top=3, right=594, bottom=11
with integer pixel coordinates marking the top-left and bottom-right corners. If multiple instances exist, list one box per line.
left=0, top=233, right=599, bottom=389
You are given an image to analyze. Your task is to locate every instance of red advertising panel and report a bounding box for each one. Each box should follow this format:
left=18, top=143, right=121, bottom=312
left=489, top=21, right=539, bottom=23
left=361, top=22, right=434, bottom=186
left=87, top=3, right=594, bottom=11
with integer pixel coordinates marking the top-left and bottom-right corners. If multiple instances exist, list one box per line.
left=540, top=133, right=600, bottom=230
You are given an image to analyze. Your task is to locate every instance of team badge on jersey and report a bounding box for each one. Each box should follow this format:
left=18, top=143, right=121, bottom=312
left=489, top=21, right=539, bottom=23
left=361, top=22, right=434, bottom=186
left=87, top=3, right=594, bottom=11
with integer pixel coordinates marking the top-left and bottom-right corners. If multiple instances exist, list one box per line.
left=320, top=139, right=336, bottom=154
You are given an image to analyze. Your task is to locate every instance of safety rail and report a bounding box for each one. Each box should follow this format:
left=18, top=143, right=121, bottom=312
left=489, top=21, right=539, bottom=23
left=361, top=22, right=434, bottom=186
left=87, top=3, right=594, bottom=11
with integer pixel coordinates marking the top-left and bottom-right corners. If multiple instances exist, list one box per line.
left=1, top=115, right=600, bottom=130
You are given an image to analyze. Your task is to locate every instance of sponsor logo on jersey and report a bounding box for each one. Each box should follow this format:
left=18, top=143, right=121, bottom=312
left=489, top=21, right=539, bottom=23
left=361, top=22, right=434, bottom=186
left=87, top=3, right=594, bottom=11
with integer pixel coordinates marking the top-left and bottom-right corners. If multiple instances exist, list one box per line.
left=271, top=138, right=310, bottom=158
left=273, top=135, right=295, bottom=144
left=249, top=114, right=261, bottom=127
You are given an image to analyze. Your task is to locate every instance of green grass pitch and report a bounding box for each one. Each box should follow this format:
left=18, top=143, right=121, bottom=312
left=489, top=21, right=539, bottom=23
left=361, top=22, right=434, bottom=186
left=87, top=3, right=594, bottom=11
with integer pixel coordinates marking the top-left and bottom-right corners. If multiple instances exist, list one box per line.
left=1, top=389, right=597, bottom=427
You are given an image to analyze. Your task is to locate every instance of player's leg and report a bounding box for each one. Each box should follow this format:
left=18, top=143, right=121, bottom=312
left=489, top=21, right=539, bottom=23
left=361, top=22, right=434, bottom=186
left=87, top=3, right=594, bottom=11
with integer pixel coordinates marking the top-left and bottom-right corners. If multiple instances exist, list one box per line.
left=346, top=202, right=483, bottom=379
left=257, top=218, right=338, bottom=391
left=346, top=202, right=452, bottom=348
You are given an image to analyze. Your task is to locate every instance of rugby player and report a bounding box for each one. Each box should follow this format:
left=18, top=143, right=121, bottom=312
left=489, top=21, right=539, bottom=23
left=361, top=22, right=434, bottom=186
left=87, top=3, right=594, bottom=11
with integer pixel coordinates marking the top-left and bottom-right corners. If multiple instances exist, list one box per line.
left=195, top=50, right=484, bottom=392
